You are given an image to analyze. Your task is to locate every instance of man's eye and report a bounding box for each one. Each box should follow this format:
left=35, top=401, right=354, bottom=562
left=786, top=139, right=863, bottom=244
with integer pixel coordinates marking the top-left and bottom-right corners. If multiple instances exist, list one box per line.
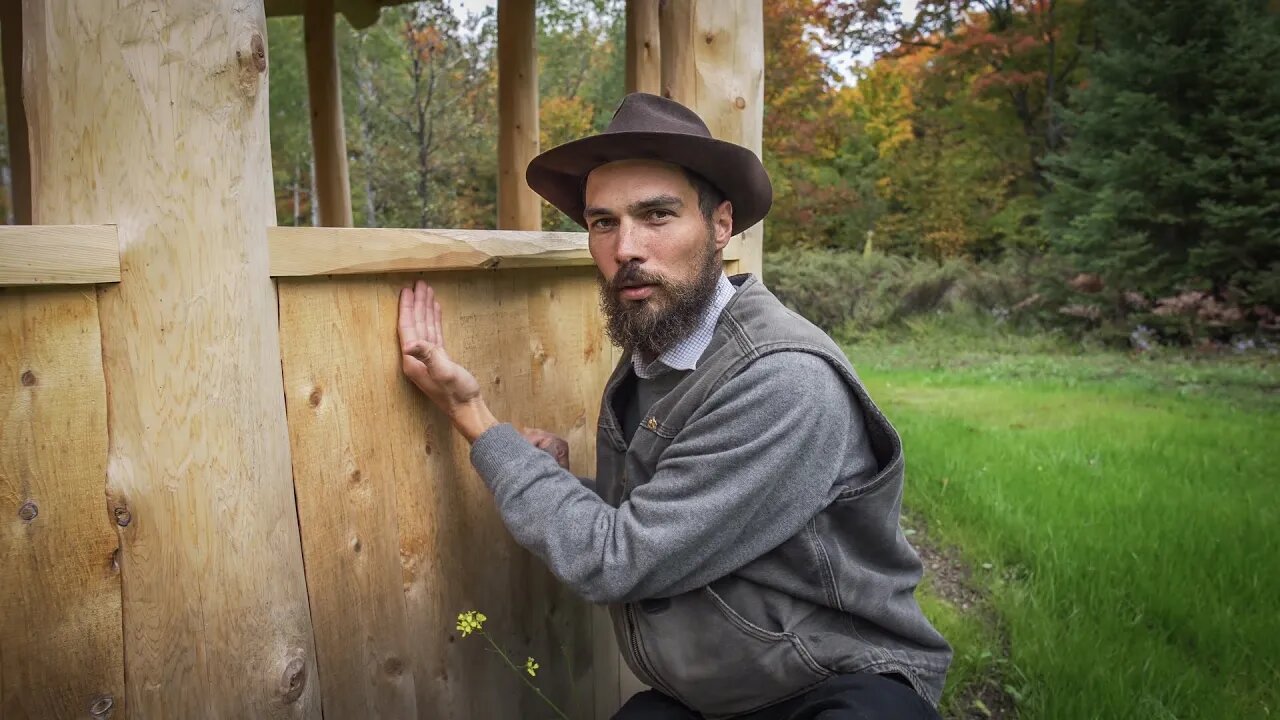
left=591, top=218, right=616, bottom=230
left=648, top=209, right=673, bottom=221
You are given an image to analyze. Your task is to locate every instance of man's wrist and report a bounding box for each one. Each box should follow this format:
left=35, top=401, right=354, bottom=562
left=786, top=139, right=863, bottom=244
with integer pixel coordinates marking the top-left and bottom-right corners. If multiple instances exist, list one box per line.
left=449, top=396, right=499, bottom=444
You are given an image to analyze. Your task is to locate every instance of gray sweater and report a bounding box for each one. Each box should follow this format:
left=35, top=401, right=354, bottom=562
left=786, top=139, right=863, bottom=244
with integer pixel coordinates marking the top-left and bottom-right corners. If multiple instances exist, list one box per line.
left=469, top=350, right=877, bottom=605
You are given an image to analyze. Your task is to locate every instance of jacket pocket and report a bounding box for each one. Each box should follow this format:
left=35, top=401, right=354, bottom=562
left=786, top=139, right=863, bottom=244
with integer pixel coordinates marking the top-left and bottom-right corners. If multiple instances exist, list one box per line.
left=631, top=585, right=833, bottom=718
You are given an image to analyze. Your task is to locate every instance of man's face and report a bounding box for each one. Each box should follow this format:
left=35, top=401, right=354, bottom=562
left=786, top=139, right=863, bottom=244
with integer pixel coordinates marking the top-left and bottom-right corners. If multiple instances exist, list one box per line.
left=584, top=159, right=733, bottom=358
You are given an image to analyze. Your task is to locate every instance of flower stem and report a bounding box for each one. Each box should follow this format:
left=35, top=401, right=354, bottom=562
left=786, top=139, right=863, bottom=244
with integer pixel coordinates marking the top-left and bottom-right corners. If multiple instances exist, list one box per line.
left=479, top=631, right=570, bottom=720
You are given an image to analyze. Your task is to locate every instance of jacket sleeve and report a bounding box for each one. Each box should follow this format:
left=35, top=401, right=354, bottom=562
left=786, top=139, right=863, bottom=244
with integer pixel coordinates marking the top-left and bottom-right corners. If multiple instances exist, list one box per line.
left=468, top=351, right=876, bottom=604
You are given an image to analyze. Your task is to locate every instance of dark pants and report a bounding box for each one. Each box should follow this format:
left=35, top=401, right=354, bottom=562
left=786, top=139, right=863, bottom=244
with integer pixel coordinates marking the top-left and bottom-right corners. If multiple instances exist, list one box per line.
left=611, top=673, right=942, bottom=720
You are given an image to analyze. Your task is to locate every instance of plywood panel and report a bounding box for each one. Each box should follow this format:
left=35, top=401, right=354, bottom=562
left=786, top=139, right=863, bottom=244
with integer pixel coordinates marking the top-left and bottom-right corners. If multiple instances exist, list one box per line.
left=0, top=287, right=124, bottom=718
left=279, top=267, right=610, bottom=718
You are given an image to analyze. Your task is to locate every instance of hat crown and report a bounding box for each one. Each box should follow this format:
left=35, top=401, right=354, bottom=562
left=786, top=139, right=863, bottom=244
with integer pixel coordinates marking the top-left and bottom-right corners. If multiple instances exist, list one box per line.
left=604, top=93, right=712, bottom=138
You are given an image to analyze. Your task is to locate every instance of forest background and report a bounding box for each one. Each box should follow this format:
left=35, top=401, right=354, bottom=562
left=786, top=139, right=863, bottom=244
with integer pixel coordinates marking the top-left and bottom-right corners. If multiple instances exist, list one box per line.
left=1, top=0, right=1276, bottom=347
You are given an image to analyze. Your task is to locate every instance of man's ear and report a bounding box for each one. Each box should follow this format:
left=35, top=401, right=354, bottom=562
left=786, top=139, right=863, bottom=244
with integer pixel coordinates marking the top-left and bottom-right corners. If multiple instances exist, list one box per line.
left=713, top=200, right=734, bottom=250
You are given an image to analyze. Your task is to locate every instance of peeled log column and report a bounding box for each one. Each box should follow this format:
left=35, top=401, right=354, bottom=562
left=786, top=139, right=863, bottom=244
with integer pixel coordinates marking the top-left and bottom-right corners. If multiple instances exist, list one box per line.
left=626, top=0, right=661, bottom=94
left=498, top=0, right=540, bottom=230
left=660, top=0, right=764, bottom=278
left=22, top=1, right=319, bottom=716
left=305, top=0, right=354, bottom=227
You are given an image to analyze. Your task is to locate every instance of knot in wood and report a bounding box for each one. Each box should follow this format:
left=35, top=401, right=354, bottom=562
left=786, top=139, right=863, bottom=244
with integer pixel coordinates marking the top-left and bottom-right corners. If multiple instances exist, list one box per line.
left=20, top=370, right=37, bottom=386
left=18, top=500, right=38, bottom=522
left=735, top=96, right=747, bottom=110
left=279, top=656, right=307, bottom=703
left=89, top=695, right=114, bottom=718
left=251, top=34, right=267, bottom=73
left=113, top=505, right=132, bottom=527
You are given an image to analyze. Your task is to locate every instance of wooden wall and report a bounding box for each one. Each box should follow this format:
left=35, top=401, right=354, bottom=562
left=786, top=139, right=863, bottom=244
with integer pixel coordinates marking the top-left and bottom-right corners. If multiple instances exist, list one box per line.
left=276, top=266, right=610, bottom=718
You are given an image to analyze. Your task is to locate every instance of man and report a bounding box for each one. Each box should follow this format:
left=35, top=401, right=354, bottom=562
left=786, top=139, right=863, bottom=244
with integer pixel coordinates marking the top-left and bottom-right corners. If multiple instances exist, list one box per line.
left=397, top=93, right=951, bottom=719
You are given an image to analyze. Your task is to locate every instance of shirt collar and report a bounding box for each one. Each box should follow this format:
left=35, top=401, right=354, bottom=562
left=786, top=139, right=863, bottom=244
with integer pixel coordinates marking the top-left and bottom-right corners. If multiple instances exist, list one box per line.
left=632, top=274, right=736, bottom=379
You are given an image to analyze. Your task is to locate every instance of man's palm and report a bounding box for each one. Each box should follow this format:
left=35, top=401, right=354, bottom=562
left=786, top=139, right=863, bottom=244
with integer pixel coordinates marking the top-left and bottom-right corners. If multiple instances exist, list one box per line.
left=398, top=280, right=481, bottom=409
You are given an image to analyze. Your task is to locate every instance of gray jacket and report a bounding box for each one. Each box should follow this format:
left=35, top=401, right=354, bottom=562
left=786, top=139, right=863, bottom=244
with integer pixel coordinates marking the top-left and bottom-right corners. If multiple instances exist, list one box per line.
left=470, top=274, right=951, bottom=717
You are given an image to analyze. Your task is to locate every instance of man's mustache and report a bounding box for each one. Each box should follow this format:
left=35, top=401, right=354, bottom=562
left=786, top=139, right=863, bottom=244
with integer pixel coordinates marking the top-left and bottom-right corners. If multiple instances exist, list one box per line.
left=610, top=262, right=667, bottom=291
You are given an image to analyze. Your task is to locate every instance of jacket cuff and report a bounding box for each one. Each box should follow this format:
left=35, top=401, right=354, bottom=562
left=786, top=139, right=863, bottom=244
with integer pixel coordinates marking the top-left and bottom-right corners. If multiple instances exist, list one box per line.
left=469, top=423, right=534, bottom=492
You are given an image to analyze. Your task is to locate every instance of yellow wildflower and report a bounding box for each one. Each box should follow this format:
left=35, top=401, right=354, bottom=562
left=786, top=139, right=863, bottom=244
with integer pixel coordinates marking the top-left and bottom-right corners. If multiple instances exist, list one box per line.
left=455, top=610, right=487, bottom=637
left=525, top=657, right=540, bottom=677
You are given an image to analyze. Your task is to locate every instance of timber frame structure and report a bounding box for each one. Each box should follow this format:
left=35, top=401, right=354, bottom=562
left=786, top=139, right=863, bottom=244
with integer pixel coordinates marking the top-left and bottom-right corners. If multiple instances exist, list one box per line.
left=0, top=1, right=763, bottom=717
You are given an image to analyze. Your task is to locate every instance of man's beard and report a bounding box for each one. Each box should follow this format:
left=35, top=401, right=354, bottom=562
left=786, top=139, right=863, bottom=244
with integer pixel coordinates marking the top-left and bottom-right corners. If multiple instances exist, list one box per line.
left=597, top=233, right=723, bottom=361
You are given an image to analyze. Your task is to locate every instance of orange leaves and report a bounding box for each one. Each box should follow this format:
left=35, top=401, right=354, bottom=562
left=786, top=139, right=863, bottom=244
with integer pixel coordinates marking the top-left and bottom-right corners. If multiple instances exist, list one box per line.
left=407, top=22, right=445, bottom=62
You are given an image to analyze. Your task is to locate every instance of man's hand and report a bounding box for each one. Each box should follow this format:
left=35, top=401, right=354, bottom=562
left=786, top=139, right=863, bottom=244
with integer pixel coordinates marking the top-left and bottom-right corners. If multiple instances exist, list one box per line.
left=397, top=280, right=496, bottom=442
left=520, top=427, right=570, bottom=470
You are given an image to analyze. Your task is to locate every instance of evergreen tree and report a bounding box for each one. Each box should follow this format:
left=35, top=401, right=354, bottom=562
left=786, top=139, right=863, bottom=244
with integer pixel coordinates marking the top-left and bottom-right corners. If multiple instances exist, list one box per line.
left=1043, top=0, right=1280, bottom=307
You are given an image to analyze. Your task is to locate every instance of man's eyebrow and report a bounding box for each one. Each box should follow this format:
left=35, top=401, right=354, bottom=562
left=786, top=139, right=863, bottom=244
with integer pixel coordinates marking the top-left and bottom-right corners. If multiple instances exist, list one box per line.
left=628, top=195, right=684, bottom=214
left=583, top=194, right=685, bottom=220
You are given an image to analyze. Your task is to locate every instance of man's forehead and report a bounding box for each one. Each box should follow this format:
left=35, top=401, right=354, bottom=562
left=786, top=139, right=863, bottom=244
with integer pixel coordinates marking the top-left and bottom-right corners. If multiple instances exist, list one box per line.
left=585, top=159, right=695, bottom=198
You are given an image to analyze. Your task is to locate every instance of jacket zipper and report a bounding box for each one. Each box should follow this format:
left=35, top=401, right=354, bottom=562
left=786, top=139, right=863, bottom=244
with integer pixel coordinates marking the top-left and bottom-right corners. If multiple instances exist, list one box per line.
left=625, top=603, right=677, bottom=699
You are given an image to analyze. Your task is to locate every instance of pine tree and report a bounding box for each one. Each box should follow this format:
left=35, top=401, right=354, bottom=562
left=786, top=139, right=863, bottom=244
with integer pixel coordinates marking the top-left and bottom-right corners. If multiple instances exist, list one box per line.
left=1043, top=0, right=1280, bottom=308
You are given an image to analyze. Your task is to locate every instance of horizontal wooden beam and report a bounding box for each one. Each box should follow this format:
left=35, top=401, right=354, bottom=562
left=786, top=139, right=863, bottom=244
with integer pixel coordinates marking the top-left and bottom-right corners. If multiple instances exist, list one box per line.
left=0, top=225, right=120, bottom=285
left=0, top=225, right=746, bottom=285
left=269, top=226, right=741, bottom=277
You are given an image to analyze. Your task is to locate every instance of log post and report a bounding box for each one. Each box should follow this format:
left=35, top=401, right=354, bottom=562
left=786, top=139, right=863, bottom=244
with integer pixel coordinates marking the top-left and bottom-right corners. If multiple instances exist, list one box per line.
left=659, top=0, right=765, bottom=278
left=497, top=0, right=540, bottom=230
left=305, top=0, right=354, bottom=227
left=625, top=0, right=661, bottom=94
left=22, top=1, right=319, bottom=716
left=1, top=0, right=30, bottom=224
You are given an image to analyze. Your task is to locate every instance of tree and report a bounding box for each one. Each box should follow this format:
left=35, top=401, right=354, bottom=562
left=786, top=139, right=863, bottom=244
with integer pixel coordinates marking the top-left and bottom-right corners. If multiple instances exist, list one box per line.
left=1043, top=0, right=1280, bottom=308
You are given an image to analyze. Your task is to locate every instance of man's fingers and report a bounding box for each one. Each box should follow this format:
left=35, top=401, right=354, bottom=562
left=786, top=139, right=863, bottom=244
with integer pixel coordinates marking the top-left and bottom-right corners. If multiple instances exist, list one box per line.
left=398, top=288, right=420, bottom=349
left=414, top=280, right=429, bottom=342
left=434, top=298, right=445, bottom=349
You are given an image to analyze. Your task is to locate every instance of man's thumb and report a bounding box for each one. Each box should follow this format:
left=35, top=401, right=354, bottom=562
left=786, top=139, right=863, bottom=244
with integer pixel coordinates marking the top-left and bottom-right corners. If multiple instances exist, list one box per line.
left=406, top=340, right=436, bottom=365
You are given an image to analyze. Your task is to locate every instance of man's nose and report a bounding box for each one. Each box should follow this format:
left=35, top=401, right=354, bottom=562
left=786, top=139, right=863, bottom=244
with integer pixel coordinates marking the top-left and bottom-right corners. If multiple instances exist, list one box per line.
left=614, top=219, right=647, bottom=265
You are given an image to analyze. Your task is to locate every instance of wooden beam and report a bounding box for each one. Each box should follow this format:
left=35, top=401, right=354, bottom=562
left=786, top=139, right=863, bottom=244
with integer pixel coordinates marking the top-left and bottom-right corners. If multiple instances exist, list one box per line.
left=305, top=0, right=354, bottom=227
left=1, top=0, right=30, bottom=224
left=497, top=0, right=540, bottom=230
left=0, top=225, right=120, bottom=285
left=23, top=2, right=319, bottom=716
left=267, top=226, right=738, bottom=276
left=660, top=0, right=765, bottom=278
left=625, top=0, right=660, bottom=94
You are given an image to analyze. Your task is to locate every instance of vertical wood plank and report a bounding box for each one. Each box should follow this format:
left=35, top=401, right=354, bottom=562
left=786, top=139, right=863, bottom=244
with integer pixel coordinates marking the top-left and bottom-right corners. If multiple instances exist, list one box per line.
left=660, top=0, right=765, bottom=278
left=498, top=0, right=541, bottom=231
left=625, top=0, right=661, bottom=95
left=22, top=1, right=320, bottom=715
left=278, top=279, right=418, bottom=717
left=0, top=287, right=123, bottom=719
left=305, top=0, right=354, bottom=227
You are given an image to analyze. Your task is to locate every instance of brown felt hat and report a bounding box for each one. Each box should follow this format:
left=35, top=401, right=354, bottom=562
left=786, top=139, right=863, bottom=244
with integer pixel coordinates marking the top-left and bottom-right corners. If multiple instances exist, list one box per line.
left=526, top=93, right=772, bottom=237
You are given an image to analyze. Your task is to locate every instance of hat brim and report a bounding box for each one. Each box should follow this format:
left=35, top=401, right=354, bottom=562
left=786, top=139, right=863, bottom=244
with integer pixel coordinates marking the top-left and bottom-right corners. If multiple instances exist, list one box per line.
left=525, top=130, right=772, bottom=237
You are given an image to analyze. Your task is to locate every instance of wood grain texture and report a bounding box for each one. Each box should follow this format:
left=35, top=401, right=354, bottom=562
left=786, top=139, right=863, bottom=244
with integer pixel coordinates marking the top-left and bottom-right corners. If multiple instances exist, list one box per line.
left=0, top=287, right=124, bottom=719
left=625, top=0, right=661, bottom=94
left=660, top=0, right=765, bottom=278
left=268, top=227, right=742, bottom=277
left=278, top=268, right=609, bottom=718
left=304, top=0, right=354, bottom=227
left=497, top=0, right=541, bottom=230
left=0, top=225, right=120, bottom=285
left=23, top=1, right=319, bottom=716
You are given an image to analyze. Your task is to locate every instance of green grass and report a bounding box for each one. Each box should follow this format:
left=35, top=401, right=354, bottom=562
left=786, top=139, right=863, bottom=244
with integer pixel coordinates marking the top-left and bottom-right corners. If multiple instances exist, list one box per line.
left=845, top=328, right=1280, bottom=719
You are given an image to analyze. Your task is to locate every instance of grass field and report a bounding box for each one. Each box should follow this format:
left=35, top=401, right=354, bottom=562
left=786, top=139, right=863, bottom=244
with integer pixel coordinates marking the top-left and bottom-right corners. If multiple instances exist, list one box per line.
left=845, top=329, right=1280, bottom=719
